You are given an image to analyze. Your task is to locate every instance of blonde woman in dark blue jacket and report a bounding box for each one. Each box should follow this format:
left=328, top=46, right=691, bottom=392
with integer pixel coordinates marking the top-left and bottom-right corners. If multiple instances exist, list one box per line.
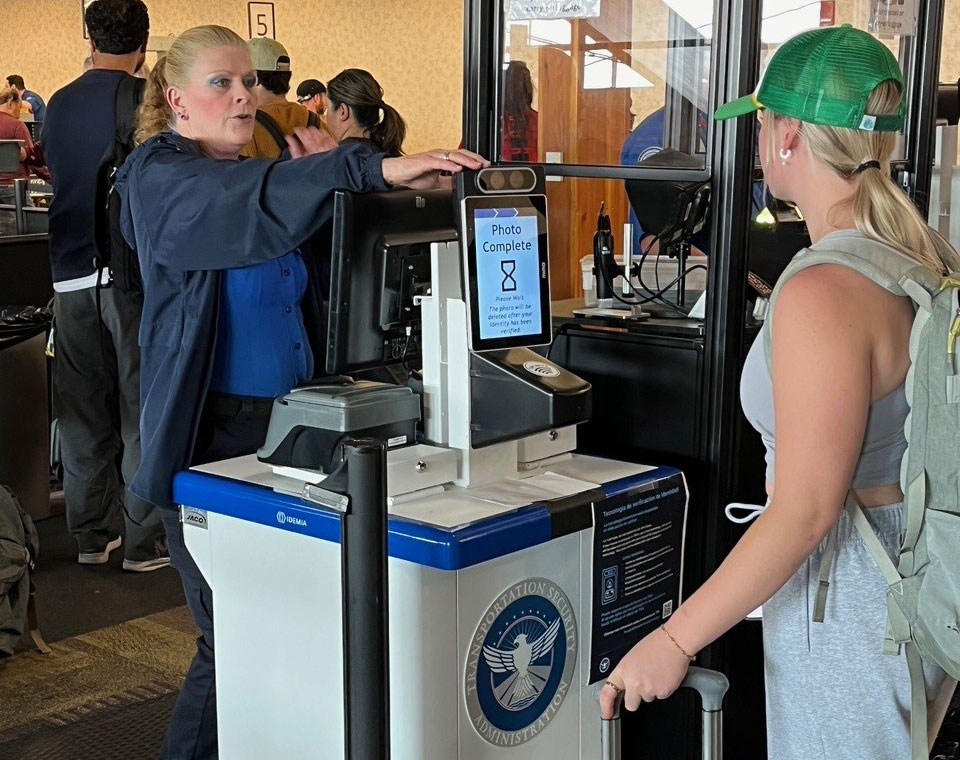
left=117, top=24, right=484, bottom=759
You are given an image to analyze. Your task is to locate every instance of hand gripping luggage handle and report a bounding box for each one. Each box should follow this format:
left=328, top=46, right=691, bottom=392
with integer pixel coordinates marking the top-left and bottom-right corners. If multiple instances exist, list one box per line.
left=600, top=666, right=729, bottom=760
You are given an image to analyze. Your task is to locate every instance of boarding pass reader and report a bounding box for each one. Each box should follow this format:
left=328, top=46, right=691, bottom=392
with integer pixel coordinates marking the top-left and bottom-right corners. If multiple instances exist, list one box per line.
left=257, top=167, right=591, bottom=490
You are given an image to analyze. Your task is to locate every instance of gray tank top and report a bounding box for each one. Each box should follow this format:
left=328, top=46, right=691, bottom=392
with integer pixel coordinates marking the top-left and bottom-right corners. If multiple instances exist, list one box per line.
left=740, top=285, right=908, bottom=491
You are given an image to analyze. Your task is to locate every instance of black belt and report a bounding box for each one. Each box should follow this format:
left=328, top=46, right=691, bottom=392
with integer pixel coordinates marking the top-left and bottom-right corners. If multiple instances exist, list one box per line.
left=204, top=392, right=275, bottom=418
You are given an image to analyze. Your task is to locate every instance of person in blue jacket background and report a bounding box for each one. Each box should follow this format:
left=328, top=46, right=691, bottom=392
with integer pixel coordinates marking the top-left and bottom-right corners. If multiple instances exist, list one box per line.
left=116, top=24, right=485, bottom=759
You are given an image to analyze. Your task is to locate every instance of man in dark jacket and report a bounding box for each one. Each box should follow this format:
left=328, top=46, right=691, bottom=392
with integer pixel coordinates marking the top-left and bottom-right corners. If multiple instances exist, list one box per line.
left=43, top=0, right=168, bottom=571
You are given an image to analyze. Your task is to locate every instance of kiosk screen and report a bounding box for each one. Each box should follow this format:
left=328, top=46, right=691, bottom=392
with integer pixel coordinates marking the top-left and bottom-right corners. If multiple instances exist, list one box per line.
left=462, top=195, right=551, bottom=352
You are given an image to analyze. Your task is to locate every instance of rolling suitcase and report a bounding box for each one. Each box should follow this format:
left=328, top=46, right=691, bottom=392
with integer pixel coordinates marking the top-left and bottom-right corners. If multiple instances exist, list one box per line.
left=601, top=666, right=729, bottom=760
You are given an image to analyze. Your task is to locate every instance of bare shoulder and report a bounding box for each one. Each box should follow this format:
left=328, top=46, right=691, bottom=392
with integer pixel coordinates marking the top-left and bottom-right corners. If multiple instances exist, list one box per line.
left=776, top=262, right=909, bottom=326
left=774, top=264, right=865, bottom=328
left=775, top=262, right=912, bottom=396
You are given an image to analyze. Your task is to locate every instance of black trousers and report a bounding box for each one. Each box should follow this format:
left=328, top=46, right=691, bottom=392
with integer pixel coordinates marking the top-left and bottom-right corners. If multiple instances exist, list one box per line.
left=160, top=395, right=272, bottom=760
left=54, top=285, right=164, bottom=559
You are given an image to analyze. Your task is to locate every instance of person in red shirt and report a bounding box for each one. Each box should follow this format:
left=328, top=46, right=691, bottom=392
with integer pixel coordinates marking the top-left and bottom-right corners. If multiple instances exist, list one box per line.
left=501, top=60, right=538, bottom=163
left=0, top=86, right=32, bottom=235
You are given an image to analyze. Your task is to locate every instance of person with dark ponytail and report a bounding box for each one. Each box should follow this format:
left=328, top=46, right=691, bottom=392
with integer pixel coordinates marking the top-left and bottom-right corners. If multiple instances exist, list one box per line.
left=501, top=60, right=538, bottom=162
left=326, top=68, right=406, bottom=157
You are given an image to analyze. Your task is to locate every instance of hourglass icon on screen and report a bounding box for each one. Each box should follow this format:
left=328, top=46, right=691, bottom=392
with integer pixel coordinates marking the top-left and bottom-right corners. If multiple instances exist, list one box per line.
left=500, top=260, right=517, bottom=292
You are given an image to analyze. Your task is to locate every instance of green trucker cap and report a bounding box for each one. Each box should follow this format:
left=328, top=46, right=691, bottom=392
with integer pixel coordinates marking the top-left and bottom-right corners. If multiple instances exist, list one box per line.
left=714, top=24, right=905, bottom=132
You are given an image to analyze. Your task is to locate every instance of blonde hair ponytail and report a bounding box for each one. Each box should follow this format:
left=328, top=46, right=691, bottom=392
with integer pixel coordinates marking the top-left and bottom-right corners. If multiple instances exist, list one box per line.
left=770, top=80, right=957, bottom=274
left=134, top=24, right=247, bottom=145
left=135, top=55, right=171, bottom=144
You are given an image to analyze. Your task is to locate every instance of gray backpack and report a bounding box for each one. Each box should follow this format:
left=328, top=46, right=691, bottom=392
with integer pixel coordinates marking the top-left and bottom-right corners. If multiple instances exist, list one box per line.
left=0, top=485, right=46, bottom=659
left=764, top=229, right=960, bottom=759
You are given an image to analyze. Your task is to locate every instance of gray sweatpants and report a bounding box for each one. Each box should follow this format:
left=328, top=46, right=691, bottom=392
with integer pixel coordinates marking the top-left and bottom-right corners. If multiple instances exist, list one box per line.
left=54, top=285, right=164, bottom=559
left=763, top=502, right=948, bottom=759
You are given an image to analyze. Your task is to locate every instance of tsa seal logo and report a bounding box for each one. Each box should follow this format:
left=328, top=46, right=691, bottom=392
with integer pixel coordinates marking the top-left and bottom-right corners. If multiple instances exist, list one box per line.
left=465, top=578, right=577, bottom=746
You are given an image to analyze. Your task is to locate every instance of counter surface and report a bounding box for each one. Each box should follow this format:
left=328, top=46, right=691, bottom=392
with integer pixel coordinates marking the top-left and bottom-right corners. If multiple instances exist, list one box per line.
left=173, top=454, right=676, bottom=571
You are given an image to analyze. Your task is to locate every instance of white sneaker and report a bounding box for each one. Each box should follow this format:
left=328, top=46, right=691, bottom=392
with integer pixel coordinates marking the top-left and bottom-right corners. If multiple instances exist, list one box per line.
left=78, top=535, right=122, bottom=565
left=122, top=554, right=171, bottom=573
left=122, top=536, right=171, bottom=573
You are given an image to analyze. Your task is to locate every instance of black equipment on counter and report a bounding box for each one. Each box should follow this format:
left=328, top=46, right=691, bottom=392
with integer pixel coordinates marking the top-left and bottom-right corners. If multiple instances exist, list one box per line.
left=624, top=149, right=711, bottom=307
left=593, top=202, right=619, bottom=306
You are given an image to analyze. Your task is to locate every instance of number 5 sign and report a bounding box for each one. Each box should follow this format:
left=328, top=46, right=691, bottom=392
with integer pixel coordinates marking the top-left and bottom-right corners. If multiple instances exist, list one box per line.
left=248, top=2, right=276, bottom=39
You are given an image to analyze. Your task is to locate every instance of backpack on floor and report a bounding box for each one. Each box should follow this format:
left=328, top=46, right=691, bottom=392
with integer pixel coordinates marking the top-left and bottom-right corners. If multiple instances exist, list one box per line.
left=0, top=485, right=47, bottom=659
left=763, top=231, right=960, bottom=760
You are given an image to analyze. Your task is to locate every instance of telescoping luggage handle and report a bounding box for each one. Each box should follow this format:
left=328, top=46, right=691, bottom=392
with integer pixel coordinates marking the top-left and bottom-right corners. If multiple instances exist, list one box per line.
left=600, top=666, right=730, bottom=760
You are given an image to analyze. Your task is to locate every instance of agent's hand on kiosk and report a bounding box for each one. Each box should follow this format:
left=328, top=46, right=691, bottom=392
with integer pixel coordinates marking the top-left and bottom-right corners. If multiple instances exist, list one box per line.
left=383, top=149, right=488, bottom=189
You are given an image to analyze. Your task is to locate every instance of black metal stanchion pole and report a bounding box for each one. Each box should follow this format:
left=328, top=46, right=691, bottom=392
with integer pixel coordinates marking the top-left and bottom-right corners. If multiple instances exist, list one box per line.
left=340, top=438, right=390, bottom=760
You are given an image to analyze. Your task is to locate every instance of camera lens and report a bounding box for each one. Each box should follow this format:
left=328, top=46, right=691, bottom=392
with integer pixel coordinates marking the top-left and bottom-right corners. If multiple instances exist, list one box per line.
left=488, top=171, right=505, bottom=190
left=509, top=171, right=526, bottom=189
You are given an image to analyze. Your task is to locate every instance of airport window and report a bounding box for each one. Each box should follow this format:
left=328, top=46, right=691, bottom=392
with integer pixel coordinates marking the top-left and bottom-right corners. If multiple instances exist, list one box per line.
left=498, top=1, right=923, bottom=171
left=498, top=0, right=713, bottom=169
left=930, top=0, right=960, bottom=247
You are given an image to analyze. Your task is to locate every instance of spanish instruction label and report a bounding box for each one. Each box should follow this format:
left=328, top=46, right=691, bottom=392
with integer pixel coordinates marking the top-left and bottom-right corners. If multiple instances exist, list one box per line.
left=588, top=472, right=686, bottom=684
left=474, top=210, right=542, bottom=340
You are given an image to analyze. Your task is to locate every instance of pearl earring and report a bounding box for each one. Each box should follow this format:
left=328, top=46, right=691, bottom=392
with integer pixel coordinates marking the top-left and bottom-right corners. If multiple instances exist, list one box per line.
left=779, top=148, right=792, bottom=165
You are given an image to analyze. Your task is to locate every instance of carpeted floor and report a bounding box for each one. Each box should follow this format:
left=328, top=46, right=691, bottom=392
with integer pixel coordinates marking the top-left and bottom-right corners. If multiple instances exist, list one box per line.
left=2, top=512, right=958, bottom=759
left=0, top=606, right=195, bottom=760
left=31, top=511, right=187, bottom=643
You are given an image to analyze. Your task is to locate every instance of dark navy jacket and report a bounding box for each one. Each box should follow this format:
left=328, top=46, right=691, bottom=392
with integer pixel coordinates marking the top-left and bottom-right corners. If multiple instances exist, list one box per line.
left=116, top=132, right=388, bottom=509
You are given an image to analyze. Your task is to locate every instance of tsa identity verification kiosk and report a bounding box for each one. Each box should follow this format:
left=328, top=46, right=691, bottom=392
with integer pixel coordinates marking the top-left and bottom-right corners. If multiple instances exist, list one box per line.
left=175, top=168, right=692, bottom=759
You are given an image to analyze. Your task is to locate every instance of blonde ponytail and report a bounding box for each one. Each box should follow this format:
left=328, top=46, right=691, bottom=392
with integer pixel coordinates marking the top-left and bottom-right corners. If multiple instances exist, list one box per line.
left=135, top=55, right=171, bottom=144
left=134, top=24, right=247, bottom=145
left=770, top=80, right=957, bottom=274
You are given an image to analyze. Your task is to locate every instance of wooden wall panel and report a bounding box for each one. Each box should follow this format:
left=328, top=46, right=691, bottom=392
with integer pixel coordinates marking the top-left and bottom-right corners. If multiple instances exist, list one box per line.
left=540, top=47, right=575, bottom=299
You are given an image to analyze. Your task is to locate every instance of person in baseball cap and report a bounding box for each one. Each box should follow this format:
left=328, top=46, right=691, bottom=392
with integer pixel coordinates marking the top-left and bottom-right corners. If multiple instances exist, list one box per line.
left=601, top=25, right=960, bottom=760
left=714, top=23, right=905, bottom=131
left=243, top=38, right=330, bottom=158
left=248, top=37, right=290, bottom=74
left=296, top=79, right=327, bottom=117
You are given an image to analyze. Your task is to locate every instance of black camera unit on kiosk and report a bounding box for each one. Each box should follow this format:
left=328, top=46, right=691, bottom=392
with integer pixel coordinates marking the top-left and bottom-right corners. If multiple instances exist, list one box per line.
left=624, top=148, right=711, bottom=307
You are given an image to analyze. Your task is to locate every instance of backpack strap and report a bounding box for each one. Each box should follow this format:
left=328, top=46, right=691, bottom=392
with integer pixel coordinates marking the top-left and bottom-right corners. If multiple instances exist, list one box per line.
left=811, top=521, right=839, bottom=624
left=115, top=75, right=146, bottom=148
left=255, top=110, right=288, bottom=155
left=93, top=76, right=145, bottom=267
left=762, top=233, right=942, bottom=373
left=307, top=110, right=321, bottom=130
left=842, top=492, right=928, bottom=759
left=92, top=76, right=146, bottom=360
left=27, top=580, right=50, bottom=654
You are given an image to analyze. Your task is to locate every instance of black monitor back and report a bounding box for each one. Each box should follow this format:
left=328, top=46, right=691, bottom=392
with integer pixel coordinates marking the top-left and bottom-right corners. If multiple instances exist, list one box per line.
left=0, top=234, right=52, bottom=307
left=326, top=189, right=457, bottom=375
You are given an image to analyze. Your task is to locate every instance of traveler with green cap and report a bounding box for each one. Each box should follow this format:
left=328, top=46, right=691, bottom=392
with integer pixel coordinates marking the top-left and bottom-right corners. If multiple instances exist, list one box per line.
left=601, top=25, right=959, bottom=759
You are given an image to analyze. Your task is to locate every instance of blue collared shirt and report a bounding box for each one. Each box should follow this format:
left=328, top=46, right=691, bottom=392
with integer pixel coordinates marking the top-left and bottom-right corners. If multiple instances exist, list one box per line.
left=116, top=132, right=388, bottom=509
left=209, top=250, right=313, bottom=398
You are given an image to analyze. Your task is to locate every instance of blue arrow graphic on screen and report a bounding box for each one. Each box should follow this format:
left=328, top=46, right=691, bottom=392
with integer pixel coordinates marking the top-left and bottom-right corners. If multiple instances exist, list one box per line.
left=494, top=208, right=519, bottom=217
